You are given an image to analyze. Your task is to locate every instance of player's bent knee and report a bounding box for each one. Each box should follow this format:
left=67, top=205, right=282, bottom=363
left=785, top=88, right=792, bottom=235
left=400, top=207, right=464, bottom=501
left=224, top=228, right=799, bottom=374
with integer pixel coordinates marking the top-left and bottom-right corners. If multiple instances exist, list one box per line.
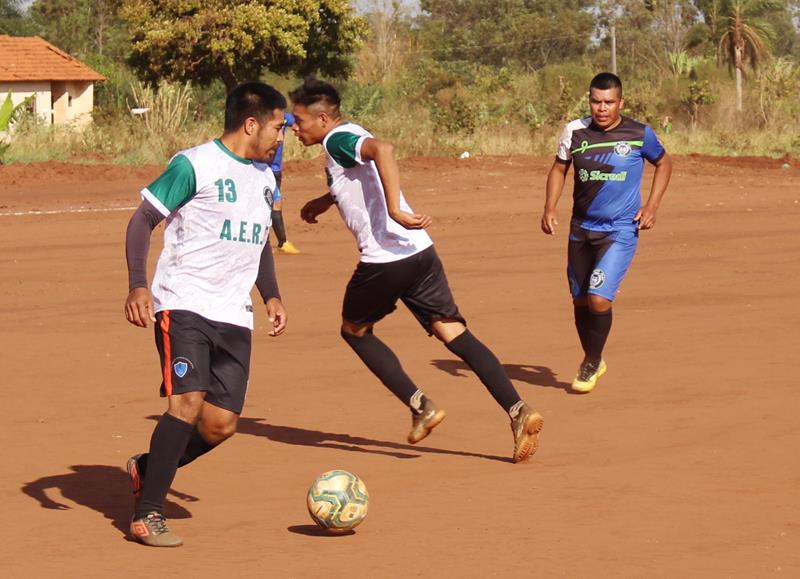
left=431, top=319, right=467, bottom=344
left=341, top=321, right=372, bottom=337
left=587, top=294, right=613, bottom=312
left=201, top=420, right=237, bottom=444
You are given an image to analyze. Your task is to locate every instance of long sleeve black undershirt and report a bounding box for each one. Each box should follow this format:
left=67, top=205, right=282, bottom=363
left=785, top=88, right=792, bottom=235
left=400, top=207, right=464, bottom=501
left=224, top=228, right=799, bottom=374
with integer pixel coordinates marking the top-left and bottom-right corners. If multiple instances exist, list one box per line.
left=125, top=199, right=281, bottom=303
left=125, top=200, right=164, bottom=291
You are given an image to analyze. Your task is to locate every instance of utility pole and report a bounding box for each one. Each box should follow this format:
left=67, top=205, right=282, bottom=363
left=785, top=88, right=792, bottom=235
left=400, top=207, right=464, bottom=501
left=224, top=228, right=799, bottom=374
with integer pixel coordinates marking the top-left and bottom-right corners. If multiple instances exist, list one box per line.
left=610, top=24, right=617, bottom=74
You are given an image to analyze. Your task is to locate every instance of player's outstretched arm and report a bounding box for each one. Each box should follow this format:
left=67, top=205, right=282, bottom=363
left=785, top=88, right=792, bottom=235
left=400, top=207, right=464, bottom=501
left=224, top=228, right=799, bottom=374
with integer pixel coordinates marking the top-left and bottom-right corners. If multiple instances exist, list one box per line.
left=300, top=192, right=335, bottom=224
left=636, top=152, right=673, bottom=230
left=360, top=137, right=431, bottom=230
left=124, top=200, right=163, bottom=327
left=542, top=161, right=568, bottom=234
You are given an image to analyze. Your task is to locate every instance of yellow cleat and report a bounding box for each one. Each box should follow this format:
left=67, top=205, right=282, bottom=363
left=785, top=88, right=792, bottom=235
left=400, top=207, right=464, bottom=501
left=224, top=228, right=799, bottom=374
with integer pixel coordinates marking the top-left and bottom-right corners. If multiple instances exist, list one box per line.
left=571, top=359, right=607, bottom=393
left=277, top=240, right=300, bottom=254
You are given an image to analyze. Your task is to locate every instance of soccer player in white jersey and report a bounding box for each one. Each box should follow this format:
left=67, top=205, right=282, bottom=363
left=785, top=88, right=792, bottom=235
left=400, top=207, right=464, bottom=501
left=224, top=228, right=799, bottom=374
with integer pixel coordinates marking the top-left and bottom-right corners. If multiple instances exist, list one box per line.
left=123, top=83, right=288, bottom=547
left=290, top=77, right=544, bottom=463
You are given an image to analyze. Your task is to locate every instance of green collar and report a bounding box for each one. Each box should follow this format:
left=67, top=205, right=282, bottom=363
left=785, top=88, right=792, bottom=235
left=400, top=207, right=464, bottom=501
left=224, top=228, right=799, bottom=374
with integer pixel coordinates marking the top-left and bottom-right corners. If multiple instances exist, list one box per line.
left=214, top=138, right=252, bottom=165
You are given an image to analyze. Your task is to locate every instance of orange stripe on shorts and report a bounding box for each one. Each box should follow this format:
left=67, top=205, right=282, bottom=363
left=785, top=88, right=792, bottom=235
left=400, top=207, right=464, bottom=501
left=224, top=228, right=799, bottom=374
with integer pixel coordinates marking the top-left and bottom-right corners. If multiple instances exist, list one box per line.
left=160, top=311, right=172, bottom=396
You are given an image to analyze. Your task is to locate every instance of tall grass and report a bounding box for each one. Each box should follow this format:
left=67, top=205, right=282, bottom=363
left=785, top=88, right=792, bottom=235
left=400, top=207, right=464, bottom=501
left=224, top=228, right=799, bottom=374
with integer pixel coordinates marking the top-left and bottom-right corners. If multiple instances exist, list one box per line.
left=3, top=61, right=799, bottom=165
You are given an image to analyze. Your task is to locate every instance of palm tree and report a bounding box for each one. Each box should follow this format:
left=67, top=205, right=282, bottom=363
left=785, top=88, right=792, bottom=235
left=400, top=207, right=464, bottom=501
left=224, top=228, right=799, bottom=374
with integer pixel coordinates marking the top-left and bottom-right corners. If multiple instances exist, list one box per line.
left=716, top=0, right=778, bottom=112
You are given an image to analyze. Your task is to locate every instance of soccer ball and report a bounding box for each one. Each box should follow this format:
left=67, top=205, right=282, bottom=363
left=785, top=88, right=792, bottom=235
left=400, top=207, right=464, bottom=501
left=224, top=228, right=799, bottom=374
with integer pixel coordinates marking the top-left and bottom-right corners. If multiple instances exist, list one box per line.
left=306, top=469, right=369, bottom=533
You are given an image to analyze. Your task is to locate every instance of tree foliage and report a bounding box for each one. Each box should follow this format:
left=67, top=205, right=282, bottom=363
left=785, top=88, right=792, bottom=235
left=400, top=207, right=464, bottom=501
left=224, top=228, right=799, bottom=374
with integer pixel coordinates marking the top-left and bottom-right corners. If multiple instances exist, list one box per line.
left=30, top=0, right=128, bottom=58
left=120, top=0, right=368, bottom=91
left=0, top=0, right=35, bottom=35
left=418, top=0, right=594, bottom=70
left=712, top=0, right=780, bottom=110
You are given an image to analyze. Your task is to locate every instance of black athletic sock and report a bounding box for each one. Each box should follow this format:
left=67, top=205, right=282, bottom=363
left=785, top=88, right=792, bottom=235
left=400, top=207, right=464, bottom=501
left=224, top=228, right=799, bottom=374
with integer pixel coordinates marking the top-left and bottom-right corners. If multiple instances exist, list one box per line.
left=134, top=428, right=218, bottom=478
left=574, top=305, right=592, bottom=356
left=271, top=210, right=287, bottom=246
left=178, top=427, right=218, bottom=467
left=445, top=330, right=521, bottom=412
left=135, top=413, right=194, bottom=519
left=585, top=308, right=613, bottom=362
left=341, top=330, right=420, bottom=407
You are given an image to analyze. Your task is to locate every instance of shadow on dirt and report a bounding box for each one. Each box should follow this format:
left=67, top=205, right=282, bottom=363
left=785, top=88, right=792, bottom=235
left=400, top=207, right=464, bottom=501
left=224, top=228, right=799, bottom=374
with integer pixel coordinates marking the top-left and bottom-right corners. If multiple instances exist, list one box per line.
left=430, top=359, right=573, bottom=392
left=22, top=465, right=195, bottom=539
left=236, top=417, right=511, bottom=463
left=287, top=524, right=355, bottom=537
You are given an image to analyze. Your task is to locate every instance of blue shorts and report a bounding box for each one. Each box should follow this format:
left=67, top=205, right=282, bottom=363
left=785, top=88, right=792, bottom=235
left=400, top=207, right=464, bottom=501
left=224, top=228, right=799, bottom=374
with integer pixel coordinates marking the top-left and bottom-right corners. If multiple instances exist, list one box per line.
left=567, top=225, right=638, bottom=301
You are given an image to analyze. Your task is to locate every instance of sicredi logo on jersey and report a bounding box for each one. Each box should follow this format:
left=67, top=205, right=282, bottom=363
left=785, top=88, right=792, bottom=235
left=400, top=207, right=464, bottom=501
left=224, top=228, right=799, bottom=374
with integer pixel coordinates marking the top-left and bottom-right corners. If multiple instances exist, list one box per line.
left=579, top=169, right=628, bottom=183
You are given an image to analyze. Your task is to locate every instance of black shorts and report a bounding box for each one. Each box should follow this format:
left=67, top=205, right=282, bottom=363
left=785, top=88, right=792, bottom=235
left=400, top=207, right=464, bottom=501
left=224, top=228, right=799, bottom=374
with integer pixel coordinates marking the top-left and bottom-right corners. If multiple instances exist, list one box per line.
left=154, top=310, right=251, bottom=414
left=342, top=245, right=466, bottom=335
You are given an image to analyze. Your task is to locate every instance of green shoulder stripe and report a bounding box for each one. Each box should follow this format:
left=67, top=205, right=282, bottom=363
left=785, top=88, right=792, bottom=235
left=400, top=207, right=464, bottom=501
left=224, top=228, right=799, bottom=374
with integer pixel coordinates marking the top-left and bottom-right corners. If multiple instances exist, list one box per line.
left=325, top=132, right=361, bottom=169
left=146, top=154, right=197, bottom=212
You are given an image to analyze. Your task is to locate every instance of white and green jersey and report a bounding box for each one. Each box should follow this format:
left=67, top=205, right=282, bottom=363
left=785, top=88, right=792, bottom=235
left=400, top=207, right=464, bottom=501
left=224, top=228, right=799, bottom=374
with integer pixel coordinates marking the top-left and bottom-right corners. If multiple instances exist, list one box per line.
left=141, top=139, right=275, bottom=329
left=323, top=123, right=433, bottom=263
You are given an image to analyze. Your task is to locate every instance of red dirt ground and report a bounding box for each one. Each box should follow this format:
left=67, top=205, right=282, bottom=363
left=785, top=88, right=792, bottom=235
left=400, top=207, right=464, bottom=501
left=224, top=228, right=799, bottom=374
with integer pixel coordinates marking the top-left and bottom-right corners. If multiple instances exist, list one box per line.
left=1, top=154, right=798, bottom=577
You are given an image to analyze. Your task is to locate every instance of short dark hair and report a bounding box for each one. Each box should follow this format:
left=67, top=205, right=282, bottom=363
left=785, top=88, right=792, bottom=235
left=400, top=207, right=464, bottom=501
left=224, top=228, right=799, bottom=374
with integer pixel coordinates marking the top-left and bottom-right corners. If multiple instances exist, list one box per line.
left=288, top=76, right=341, bottom=116
left=590, top=72, right=623, bottom=95
left=224, top=82, right=286, bottom=132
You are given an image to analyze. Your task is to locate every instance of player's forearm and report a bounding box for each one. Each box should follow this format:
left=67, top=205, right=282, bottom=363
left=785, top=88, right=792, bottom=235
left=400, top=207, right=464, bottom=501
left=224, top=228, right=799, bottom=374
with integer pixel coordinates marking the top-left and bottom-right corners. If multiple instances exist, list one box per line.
left=255, top=245, right=281, bottom=302
left=125, top=200, right=163, bottom=291
left=370, top=142, right=404, bottom=216
left=645, top=154, right=673, bottom=208
left=544, top=166, right=567, bottom=209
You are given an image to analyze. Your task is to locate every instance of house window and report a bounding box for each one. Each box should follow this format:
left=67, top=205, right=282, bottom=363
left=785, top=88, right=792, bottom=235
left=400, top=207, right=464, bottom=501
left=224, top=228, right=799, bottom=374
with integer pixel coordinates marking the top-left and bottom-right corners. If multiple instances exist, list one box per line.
left=68, top=94, right=73, bottom=108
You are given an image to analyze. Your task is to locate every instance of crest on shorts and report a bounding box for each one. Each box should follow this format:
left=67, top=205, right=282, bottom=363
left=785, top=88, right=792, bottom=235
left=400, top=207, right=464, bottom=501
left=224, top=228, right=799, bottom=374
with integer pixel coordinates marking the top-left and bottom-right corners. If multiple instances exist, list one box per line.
left=263, top=185, right=274, bottom=209
left=589, top=268, right=606, bottom=289
left=172, top=357, right=193, bottom=378
left=578, top=168, right=589, bottom=182
left=614, top=142, right=632, bottom=156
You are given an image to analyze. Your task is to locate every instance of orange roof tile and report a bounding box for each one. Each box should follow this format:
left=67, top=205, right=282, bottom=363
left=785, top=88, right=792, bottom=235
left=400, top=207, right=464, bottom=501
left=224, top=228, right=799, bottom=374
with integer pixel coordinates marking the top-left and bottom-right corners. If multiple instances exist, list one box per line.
left=0, top=35, right=105, bottom=82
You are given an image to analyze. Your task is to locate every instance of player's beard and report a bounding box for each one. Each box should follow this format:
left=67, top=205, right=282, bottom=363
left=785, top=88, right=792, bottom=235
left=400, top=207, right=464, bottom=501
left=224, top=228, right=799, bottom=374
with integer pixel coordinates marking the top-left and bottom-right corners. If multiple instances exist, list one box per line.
left=257, top=143, right=278, bottom=164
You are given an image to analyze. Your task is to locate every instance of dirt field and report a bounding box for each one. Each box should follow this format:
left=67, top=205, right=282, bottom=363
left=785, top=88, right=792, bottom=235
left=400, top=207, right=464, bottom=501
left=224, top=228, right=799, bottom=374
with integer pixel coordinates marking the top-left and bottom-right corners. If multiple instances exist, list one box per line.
left=1, top=154, right=798, bottom=578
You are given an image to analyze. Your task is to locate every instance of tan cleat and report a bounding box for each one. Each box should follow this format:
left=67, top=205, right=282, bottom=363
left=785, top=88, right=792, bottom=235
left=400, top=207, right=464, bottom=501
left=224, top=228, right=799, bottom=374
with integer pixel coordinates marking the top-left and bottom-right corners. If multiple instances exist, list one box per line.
left=130, top=512, right=183, bottom=547
left=407, top=398, right=446, bottom=444
left=277, top=240, right=300, bottom=254
left=511, top=404, right=544, bottom=463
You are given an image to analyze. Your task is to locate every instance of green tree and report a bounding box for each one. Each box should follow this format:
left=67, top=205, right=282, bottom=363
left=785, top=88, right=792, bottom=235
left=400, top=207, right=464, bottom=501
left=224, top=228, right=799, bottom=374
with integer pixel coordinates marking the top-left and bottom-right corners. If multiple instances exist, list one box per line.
left=596, top=0, right=700, bottom=79
left=418, top=0, right=593, bottom=70
left=30, top=0, right=128, bottom=58
left=120, top=0, right=368, bottom=91
left=716, top=0, right=779, bottom=111
left=0, top=0, right=35, bottom=35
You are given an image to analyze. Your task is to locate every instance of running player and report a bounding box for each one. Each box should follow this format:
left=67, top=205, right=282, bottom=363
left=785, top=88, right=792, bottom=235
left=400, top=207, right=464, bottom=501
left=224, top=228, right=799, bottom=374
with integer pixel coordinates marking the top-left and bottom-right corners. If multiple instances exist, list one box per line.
left=123, top=82, right=288, bottom=547
left=541, top=72, right=673, bottom=393
left=290, top=77, right=543, bottom=463
left=269, top=111, right=300, bottom=254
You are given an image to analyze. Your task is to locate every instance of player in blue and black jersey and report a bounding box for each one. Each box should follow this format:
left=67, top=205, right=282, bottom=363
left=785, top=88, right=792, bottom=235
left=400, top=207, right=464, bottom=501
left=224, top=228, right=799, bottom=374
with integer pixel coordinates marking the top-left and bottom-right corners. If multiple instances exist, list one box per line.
left=541, top=72, right=673, bottom=393
left=268, top=111, right=301, bottom=254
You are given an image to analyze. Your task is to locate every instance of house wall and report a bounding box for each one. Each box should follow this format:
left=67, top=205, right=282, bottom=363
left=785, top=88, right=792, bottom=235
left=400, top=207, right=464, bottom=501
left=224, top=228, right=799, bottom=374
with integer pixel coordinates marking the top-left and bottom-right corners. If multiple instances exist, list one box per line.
left=0, top=82, right=52, bottom=124
left=1, top=81, right=96, bottom=128
left=66, top=81, right=94, bottom=128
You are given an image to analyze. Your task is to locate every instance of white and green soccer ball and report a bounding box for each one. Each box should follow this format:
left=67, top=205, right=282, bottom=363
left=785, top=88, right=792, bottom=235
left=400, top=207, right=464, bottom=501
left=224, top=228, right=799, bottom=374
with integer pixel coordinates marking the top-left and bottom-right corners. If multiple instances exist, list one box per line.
left=306, top=469, right=369, bottom=533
